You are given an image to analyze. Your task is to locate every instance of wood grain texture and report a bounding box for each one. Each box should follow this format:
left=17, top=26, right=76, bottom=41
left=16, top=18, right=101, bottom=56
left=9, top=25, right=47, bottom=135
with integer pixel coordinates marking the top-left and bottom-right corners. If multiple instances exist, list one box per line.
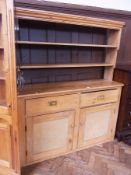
left=17, top=80, right=123, bottom=97
left=0, top=1, right=126, bottom=174
left=18, top=63, right=113, bottom=69
left=0, top=0, right=15, bottom=173
left=16, top=41, right=117, bottom=48
left=78, top=104, right=117, bottom=148
left=0, top=165, right=18, bottom=175
left=0, top=0, right=20, bottom=173
left=80, top=89, right=119, bottom=107
left=18, top=86, right=122, bottom=167
left=15, top=7, right=124, bottom=30
left=26, top=111, right=75, bottom=164
left=26, top=94, right=79, bottom=116
left=0, top=122, right=11, bottom=168
left=14, top=2, right=124, bottom=172
left=0, top=106, right=10, bottom=115
left=18, top=98, right=26, bottom=167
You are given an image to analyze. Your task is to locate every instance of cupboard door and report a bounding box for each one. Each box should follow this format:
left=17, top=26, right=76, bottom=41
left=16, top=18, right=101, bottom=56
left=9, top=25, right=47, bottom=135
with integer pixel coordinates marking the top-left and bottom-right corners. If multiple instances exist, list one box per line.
left=78, top=104, right=117, bottom=148
left=26, top=110, right=75, bottom=163
left=0, top=121, right=12, bottom=168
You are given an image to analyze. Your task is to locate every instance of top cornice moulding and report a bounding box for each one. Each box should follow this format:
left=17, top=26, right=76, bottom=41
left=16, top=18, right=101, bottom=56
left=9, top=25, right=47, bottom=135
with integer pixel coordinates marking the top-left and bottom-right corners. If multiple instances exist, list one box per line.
left=15, top=7, right=125, bottom=29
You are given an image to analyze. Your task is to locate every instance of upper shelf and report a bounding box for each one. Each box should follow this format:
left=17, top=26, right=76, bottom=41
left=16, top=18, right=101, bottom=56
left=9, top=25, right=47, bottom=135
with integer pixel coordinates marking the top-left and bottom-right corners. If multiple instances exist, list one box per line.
left=18, top=63, right=113, bottom=69
left=16, top=41, right=117, bottom=48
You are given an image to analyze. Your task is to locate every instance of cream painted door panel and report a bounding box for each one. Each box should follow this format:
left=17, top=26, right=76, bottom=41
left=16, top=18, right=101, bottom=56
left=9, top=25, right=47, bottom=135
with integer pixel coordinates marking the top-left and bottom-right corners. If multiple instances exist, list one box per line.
left=78, top=104, right=117, bottom=148
left=26, top=110, right=75, bottom=163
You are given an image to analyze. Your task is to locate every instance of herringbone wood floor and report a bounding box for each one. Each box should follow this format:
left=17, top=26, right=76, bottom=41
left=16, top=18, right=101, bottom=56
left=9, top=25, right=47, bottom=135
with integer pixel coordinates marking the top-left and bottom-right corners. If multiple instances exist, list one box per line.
left=22, top=141, right=131, bottom=175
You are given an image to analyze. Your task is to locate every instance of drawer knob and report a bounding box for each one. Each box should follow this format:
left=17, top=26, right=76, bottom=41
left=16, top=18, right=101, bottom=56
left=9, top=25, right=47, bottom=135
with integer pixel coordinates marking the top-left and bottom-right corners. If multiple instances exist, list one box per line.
left=48, top=101, right=57, bottom=106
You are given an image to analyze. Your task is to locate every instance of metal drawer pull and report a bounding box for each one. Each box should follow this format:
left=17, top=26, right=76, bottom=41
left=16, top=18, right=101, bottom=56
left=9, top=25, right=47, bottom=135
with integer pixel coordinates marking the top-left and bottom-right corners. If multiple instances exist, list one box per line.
left=48, top=101, right=57, bottom=106
left=129, top=111, right=131, bottom=115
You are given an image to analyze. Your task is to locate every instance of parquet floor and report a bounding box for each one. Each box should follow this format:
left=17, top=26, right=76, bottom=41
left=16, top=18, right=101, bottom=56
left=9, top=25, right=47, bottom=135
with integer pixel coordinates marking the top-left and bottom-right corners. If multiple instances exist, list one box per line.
left=22, top=140, right=131, bottom=175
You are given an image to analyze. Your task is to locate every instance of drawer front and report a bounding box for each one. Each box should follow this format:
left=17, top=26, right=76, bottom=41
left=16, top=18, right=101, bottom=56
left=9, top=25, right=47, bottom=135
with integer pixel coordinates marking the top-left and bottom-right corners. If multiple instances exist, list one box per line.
left=80, top=89, right=119, bottom=107
left=26, top=94, right=79, bottom=116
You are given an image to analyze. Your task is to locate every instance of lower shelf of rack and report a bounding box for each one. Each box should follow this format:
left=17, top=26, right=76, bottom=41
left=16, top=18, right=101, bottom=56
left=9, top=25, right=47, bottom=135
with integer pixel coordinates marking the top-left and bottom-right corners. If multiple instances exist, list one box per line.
left=17, top=63, right=113, bottom=69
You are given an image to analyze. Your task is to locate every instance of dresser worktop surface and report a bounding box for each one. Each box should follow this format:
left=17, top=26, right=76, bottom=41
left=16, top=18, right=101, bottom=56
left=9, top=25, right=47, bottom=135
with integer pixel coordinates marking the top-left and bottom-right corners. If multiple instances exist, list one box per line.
left=17, top=80, right=123, bottom=98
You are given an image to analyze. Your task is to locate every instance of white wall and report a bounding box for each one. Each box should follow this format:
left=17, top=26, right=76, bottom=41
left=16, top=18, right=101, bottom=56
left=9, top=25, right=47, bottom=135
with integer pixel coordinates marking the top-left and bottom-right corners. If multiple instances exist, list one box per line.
left=44, top=0, right=131, bottom=11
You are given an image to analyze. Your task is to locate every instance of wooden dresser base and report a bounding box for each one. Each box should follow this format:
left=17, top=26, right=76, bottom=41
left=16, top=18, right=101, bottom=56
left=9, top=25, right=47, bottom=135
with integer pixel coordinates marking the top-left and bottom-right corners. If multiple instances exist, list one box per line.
left=18, top=80, right=122, bottom=167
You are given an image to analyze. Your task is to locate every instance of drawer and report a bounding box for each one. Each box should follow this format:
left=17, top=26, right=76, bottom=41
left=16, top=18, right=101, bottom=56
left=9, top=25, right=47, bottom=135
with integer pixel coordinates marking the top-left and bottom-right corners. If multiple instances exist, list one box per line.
left=26, top=94, right=79, bottom=116
left=80, top=89, right=119, bottom=107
